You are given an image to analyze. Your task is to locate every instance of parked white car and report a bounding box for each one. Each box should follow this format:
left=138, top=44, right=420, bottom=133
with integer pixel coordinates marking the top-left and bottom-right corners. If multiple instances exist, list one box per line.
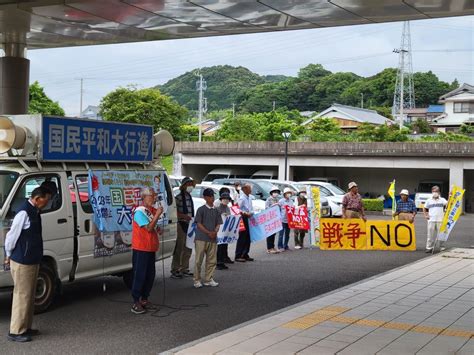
left=295, top=181, right=345, bottom=217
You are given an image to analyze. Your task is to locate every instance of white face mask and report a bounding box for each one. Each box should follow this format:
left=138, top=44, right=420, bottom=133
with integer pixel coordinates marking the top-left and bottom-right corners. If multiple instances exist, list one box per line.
left=300, top=193, right=307, bottom=198
left=432, top=192, right=440, bottom=198
left=271, top=192, right=279, bottom=198
left=186, top=186, right=194, bottom=193
left=221, top=199, right=230, bottom=205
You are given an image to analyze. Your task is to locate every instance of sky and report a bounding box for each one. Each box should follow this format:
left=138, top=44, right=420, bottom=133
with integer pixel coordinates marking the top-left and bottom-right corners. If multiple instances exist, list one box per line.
left=28, top=15, right=473, bottom=116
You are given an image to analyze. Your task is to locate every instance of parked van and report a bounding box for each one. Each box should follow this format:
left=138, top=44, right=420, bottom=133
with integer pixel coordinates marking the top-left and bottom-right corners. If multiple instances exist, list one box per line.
left=0, top=115, right=177, bottom=312
left=308, top=177, right=340, bottom=187
left=251, top=170, right=278, bottom=180
left=202, top=168, right=253, bottom=184
left=414, top=180, right=449, bottom=209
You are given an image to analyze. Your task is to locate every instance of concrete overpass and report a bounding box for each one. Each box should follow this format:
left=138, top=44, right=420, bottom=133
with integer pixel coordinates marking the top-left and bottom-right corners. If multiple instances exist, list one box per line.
left=174, top=141, right=474, bottom=212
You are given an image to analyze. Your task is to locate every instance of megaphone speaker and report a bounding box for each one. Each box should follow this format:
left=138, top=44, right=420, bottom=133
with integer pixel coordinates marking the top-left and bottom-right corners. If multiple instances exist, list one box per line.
left=0, top=116, right=27, bottom=154
left=154, top=130, right=175, bottom=157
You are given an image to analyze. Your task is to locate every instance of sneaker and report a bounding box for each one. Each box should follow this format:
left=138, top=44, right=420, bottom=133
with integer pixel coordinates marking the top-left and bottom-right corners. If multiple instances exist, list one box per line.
left=295, top=245, right=302, bottom=250
left=245, top=256, right=254, bottom=261
left=182, top=270, right=194, bottom=277
left=267, top=248, right=278, bottom=254
left=425, top=248, right=433, bottom=253
left=140, top=300, right=158, bottom=310
left=7, top=333, right=31, bottom=343
left=216, top=264, right=229, bottom=270
left=278, top=248, right=286, bottom=252
left=194, top=281, right=203, bottom=288
left=131, top=302, right=147, bottom=314
left=170, top=272, right=183, bottom=279
left=224, top=258, right=234, bottom=264
left=203, top=279, right=219, bottom=287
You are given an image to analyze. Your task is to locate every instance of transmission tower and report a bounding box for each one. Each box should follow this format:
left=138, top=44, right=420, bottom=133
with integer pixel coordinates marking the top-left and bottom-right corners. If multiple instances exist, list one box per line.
left=392, top=21, right=415, bottom=130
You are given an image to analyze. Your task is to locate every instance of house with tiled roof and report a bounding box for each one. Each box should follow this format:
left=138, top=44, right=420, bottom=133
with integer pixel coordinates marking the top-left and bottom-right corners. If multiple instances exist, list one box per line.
left=302, top=103, right=394, bottom=129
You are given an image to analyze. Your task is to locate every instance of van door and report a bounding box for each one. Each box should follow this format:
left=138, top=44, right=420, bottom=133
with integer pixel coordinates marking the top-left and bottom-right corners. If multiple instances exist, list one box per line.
left=70, top=172, right=134, bottom=279
left=5, top=173, right=74, bottom=282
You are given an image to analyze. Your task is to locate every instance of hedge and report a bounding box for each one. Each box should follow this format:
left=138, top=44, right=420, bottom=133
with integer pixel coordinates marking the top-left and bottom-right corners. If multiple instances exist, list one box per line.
left=363, top=199, right=384, bottom=212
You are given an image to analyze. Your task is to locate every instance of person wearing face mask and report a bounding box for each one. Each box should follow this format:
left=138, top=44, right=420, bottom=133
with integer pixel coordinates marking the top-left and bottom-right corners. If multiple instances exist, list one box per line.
left=234, top=181, right=242, bottom=196
left=278, top=188, right=294, bottom=251
left=265, top=187, right=281, bottom=254
left=171, top=177, right=195, bottom=279
left=423, top=186, right=448, bottom=253
left=294, top=191, right=308, bottom=249
left=215, top=190, right=233, bottom=269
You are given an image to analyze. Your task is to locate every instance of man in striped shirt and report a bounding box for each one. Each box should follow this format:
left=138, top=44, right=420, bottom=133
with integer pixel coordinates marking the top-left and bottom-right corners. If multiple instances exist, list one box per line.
left=393, top=189, right=416, bottom=223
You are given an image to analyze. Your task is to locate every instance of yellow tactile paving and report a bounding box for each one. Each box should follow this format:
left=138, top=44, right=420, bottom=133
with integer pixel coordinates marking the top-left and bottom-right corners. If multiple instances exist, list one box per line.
left=281, top=306, right=473, bottom=338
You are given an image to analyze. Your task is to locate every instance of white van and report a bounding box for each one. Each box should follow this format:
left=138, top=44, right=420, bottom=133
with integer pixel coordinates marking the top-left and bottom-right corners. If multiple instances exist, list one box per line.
left=202, top=168, right=252, bottom=185
left=0, top=115, right=177, bottom=312
left=250, top=170, right=278, bottom=180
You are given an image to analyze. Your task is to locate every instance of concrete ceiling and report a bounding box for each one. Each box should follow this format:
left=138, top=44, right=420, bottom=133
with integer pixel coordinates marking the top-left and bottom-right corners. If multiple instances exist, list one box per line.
left=2, top=1, right=473, bottom=50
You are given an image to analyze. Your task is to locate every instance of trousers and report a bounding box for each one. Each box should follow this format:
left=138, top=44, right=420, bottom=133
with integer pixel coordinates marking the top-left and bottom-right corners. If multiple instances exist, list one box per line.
left=194, top=240, right=217, bottom=282
left=10, top=260, right=39, bottom=335
left=131, top=250, right=156, bottom=303
left=235, top=217, right=251, bottom=258
left=171, top=222, right=192, bottom=273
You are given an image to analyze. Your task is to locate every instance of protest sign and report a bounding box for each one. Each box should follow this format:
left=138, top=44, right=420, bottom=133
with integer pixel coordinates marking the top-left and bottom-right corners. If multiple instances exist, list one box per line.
left=231, top=205, right=246, bottom=231
left=285, top=205, right=310, bottom=230
left=309, top=186, right=321, bottom=246
left=438, top=186, right=465, bottom=242
left=89, top=170, right=167, bottom=232
left=186, top=218, right=196, bottom=249
left=185, top=215, right=241, bottom=249
left=320, top=218, right=415, bottom=251
left=94, top=231, right=133, bottom=258
left=248, top=206, right=283, bottom=243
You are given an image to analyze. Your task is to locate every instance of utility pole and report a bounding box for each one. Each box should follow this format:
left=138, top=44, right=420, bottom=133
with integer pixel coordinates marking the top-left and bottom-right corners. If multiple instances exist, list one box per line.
left=272, top=101, right=276, bottom=111
left=392, top=21, right=415, bottom=131
left=232, top=103, right=235, bottom=118
left=360, top=93, right=364, bottom=109
left=75, top=78, right=84, bottom=117
left=196, top=74, right=207, bottom=142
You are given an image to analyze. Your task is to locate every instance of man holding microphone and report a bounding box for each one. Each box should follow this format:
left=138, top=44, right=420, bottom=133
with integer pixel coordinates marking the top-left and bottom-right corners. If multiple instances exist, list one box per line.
left=130, top=187, right=163, bottom=314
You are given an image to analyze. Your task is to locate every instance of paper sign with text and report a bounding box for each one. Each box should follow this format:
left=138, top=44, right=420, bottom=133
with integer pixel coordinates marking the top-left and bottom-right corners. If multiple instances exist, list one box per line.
left=248, top=206, right=283, bottom=243
left=285, top=205, right=310, bottom=230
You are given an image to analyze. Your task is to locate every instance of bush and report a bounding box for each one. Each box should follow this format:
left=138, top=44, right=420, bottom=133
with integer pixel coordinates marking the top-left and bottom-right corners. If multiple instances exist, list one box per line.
left=363, top=199, right=384, bottom=212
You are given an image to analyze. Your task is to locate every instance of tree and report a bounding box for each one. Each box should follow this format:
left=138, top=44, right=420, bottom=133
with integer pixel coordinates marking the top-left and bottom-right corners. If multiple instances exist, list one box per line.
left=99, top=86, right=188, bottom=138
left=310, top=72, right=361, bottom=110
left=214, top=110, right=304, bottom=141
left=28, top=81, right=65, bottom=116
left=307, top=118, right=344, bottom=142
left=412, top=118, right=432, bottom=134
left=459, top=124, right=474, bottom=135
left=413, top=71, right=452, bottom=107
left=158, top=65, right=264, bottom=111
left=352, top=123, right=409, bottom=142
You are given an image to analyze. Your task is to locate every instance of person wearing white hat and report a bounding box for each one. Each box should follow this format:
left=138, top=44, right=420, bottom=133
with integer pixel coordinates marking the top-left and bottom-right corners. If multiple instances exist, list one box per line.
left=278, top=188, right=295, bottom=251
left=342, top=182, right=366, bottom=221
left=265, top=187, right=281, bottom=254
left=393, top=189, right=416, bottom=223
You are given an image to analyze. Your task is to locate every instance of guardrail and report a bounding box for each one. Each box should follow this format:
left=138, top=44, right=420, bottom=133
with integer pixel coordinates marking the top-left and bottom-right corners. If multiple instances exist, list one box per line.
left=175, top=142, right=474, bottom=157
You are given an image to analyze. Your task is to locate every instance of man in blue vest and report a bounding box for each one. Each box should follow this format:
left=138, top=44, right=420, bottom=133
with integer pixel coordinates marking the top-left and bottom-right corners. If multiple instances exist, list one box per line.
left=3, top=186, right=51, bottom=343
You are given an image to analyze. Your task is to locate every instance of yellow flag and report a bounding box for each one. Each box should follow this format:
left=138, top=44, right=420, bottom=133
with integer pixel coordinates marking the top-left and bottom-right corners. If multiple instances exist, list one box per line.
left=438, top=185, right=465, bottom=242
left=388, top=180, right=396, bottom=220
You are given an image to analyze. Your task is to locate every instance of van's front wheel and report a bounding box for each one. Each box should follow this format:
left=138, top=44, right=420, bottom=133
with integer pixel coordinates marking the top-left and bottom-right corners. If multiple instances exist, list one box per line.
left=34, top=264, right=57, bottom=314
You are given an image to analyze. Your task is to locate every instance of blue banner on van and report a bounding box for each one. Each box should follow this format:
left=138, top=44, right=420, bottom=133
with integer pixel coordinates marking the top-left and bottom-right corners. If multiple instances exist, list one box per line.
left=88, top=170, right=168, bottom=232
left=41, top=116, right=153, bottom=162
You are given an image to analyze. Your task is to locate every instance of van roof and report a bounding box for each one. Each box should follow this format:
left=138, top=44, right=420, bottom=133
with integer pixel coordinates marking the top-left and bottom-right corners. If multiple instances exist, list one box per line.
left=251, top=170, right=277, bottom=175
left=207, top=168, right=252, bottom=174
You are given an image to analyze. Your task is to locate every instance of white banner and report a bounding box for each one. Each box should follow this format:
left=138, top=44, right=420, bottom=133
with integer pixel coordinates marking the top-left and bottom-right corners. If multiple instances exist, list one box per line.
left=186, top=215, right=241, bottom=249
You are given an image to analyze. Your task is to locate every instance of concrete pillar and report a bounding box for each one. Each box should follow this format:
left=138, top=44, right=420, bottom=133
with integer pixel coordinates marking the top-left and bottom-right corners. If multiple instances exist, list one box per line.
left=0, top=56, right=30, bottom=114
left=278, top=158, right=294, bottom=181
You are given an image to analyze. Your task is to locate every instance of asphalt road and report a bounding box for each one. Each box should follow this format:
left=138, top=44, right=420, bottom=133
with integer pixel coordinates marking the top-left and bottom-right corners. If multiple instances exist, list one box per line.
left=0, top=215, right=472, bottom=354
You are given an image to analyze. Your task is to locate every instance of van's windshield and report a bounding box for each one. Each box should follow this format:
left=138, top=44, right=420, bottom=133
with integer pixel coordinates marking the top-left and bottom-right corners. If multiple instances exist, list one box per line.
left=0, top=171, right=19, bottom=209
left=205, top=174, right=228, bottom=182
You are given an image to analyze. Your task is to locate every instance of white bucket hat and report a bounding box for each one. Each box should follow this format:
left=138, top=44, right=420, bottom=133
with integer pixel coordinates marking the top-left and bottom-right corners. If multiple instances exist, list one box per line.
left=283, top=187, right=294, bottom=195
left=400, top=189, right=409, bottom=195
left=348, top=181, right=358, bottom=190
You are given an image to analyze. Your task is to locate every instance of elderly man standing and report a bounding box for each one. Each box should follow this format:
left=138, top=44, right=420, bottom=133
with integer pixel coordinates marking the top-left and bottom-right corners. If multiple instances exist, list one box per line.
left=423, top=185, right=448, bottom=253
left=171, top=177, right=195, bottom=279
left=131, top=187, right=163, bottom=314
left=4, top=186, right=51, bottom=342
left=235, top=183, right=254, bottom=262
left=342, top=182, right=367, bottom=221
left=394, top=189, right=416, bottom=223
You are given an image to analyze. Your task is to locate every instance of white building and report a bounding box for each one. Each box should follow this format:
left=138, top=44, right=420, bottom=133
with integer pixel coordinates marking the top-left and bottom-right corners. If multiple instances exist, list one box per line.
left=80, top=105, right=102, bottom=120
left=431, top=83, right=474, bottom=132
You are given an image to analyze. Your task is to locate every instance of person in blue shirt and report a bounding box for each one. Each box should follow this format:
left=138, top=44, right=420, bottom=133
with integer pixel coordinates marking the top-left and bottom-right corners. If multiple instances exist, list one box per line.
left=393, top=189, right=416, bottom=223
